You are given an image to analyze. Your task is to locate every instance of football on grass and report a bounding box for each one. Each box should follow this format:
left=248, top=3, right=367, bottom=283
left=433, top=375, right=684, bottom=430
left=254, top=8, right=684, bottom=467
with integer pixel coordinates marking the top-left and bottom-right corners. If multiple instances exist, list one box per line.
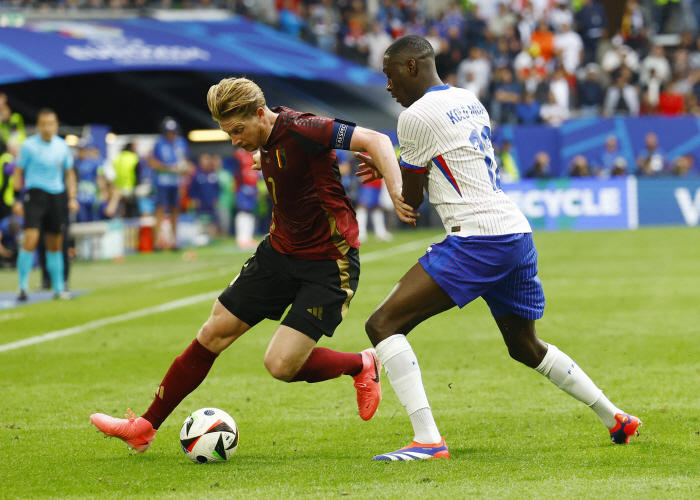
left=180, top=408, right=239, bottom=463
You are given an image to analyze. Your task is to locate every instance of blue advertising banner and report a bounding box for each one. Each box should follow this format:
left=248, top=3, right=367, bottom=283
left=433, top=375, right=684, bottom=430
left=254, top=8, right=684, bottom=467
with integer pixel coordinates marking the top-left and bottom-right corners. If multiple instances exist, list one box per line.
left=501, top=177, right=634, bottom=231
left=499, top=116, right=700, bottom=178
left=0, top=18, right=385, bottom=86
left=637, top=178, right=700, bottom=227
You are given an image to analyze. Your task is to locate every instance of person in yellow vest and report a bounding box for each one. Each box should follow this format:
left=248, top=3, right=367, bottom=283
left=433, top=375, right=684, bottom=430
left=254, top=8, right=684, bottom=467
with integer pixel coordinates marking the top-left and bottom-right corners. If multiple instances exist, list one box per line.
left=112, top=142, right=141, bottom=218
left=0, top=93, right=26, bottom=146
left=0, top=137, right=16, bottom=220
left=498, top=140, right=521, bottom=183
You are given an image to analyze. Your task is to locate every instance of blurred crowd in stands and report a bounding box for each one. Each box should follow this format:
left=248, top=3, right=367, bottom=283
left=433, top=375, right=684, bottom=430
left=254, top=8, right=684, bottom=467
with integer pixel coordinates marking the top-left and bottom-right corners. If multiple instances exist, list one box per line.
left=8, top=0, right=700, bottom=125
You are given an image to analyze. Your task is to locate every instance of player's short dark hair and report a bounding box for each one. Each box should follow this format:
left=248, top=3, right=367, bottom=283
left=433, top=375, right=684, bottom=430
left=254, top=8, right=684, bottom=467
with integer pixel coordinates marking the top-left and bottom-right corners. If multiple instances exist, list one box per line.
left=37, top=108, right=56, bottom=119
left=384, top=35, right=435, bottom=62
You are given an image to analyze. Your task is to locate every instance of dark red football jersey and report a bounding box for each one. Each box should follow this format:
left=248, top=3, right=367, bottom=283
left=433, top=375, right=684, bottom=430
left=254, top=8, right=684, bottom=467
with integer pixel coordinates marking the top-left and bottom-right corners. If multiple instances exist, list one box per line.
left=259, top=106, right=359, bottom=260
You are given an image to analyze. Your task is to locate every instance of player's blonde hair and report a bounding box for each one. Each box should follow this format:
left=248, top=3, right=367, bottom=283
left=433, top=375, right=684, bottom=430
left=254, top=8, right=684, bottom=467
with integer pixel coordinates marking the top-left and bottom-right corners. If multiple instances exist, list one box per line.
left=207, top=77, right=266, bottom=122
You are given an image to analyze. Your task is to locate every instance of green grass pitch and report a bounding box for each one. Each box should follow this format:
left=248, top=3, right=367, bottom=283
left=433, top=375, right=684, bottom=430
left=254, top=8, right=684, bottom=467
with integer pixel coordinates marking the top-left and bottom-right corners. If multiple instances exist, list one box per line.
left=1, top=227, right=699, bottom=499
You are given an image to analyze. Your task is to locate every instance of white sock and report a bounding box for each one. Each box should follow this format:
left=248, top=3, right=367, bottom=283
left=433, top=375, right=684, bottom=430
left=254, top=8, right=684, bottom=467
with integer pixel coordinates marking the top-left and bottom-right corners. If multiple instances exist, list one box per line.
left=590, top=394, right=622, bottom=429
left=535, top=344, right=621, bottom=429
left=375, top=334, right=441, bottom=444
left=356, top=206, right=368, bottom=242
left=371, top=209, right=388, bottom=238
left=235, top=211, right=255, bottom=243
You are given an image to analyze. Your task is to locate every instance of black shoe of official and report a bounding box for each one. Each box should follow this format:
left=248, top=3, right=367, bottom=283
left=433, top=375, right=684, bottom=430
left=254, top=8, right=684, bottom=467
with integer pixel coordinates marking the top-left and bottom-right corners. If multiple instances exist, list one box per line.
left=17, top=289, right=28, bottom=302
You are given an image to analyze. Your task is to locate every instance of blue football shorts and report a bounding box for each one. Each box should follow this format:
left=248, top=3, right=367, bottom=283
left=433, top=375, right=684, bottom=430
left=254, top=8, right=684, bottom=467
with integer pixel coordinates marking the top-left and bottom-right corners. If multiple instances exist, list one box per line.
left=357, top=186, right=381, bottom=208
left=155, top=185, right=180, bottom=209
left=418, top=233, right=545, bottom=320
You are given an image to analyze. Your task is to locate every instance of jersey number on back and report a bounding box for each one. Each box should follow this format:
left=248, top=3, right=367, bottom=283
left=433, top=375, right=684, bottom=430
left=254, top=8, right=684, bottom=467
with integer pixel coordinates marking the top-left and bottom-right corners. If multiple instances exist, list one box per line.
left=468, top=126, right=500, bottom=191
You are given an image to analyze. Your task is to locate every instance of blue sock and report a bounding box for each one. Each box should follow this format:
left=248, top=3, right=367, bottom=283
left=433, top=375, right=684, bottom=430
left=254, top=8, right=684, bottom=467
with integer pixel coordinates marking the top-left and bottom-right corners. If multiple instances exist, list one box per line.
left=17, top=249, right=34, bottom=292
left=47, top=251, right=65, bottom=293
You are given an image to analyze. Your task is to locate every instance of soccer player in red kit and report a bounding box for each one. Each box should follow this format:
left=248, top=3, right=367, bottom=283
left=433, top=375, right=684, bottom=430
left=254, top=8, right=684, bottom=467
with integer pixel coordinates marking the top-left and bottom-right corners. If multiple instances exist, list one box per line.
left=90, top=77, right=416, bottom=454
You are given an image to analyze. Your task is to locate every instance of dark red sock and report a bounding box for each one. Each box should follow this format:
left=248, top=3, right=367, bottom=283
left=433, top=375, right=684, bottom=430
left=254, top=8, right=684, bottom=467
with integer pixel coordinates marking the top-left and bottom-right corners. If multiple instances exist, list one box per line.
left=290, top=347, right=363, bottom=383
left=141, top=338, right=218, bottom=429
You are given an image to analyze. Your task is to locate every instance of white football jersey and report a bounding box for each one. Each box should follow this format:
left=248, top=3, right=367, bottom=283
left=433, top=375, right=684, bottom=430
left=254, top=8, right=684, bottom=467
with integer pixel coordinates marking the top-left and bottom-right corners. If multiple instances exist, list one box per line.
left=398, top=84, right=532, bottom=237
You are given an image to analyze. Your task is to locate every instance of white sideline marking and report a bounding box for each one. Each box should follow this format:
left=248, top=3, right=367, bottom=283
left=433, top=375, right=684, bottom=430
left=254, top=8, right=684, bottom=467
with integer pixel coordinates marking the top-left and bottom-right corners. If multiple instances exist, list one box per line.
left=0, top=292, right=220, bottom=353
left=0, top=235, right=441, bottom=353
left=0, top=312, right=25, bottom=323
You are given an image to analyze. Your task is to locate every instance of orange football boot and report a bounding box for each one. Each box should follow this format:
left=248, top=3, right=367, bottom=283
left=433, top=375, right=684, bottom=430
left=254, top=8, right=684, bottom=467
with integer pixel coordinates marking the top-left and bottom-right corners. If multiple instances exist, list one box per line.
left=90, top=408, right=157, bottom=454
left=353, top=348, right=382, bottom=421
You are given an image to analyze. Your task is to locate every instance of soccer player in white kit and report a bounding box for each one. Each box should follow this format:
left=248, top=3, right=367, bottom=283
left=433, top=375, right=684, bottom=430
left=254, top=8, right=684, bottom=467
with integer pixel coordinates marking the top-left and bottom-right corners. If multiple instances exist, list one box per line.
left=355, top=35, right=641, bottom=461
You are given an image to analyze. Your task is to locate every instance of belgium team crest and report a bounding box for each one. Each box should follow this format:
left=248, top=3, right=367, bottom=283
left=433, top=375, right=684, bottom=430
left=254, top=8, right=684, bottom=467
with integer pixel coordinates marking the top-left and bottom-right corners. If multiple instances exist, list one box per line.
left=275, top=148, right=288, bottom=170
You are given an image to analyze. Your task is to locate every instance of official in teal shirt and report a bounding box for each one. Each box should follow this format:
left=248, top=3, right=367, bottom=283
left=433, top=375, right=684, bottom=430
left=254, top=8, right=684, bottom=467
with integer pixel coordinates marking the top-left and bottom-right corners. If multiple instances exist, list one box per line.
left=13, top=108, right=78, bottom=300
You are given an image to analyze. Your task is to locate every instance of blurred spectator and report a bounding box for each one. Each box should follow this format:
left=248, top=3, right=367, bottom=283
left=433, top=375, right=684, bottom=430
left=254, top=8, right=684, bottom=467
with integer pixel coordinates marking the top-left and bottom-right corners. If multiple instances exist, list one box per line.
left=356, top=177, right=392, bottom=243
left=340, top=18, right=369, bottom=65
left=610, top=157, right=629, bottom=176
left=554, top=22, right=584, bottom=75
left=604, top=67, right=640, bottom=116
left=640, top=45, right=672, bottom=87
left=189, top=153, right=220, bottom=237
left=541, top=90, right=570, bottom=126
left=214, top=154, right=234, bottom=236
left=549, top=0, right=574, bottom=34
left=518, top=2, right=538, bottom=46
left=569, top=155, right=592, bottom=177
left=658, top=80, right=686, bottom=115
left=75, top=141, right=107, bottom=222
left=112, top=142, right=141, bottom=218
left=488, top=2, right=517, bottom=39
left=636, top=131, right=667, bottom=175
left=0, top=214, right=21, bottom=269
left=498, top=140, right=520, bottom=183
left=530, top=19, right=556, bottom=62
left=655, top=0, right=683, bottom=34
left=517, top=92, right=542, bottom=125
left=149, top=117, right=191, bottom=251
left=366, top=21, right=393, bottom=73
left=0, top=137, right=16, bottom=220
left=688, top=37, right=700, bottom=70
left=525, top=152, right=553, bottom=178
left=576, top=0, right=608, bottom=64
left=464, top=5, right=487, bottom=50
left=311, top=0, right=341, bottom=53
left=457, top=47, right=491, bottom=99
left=578, top=64, right=605, bottom=116
left=598, top=135, right=627, bottom=177
left=0, top=93, right=26, bottom=147
left=233, top=147, right=260, bottom=249
left=602, top=39, right=640, bottom=80
left=277, top=0, right=306, bottom=38
left=641, top=67, right=664, bottom=113
left=620, top=0, right=646, bottom=50
left=491, top=67, right=522, bottom=125
left=671, top=154, right=695, bottom=176
left=549, top=67, right=571, bottom=111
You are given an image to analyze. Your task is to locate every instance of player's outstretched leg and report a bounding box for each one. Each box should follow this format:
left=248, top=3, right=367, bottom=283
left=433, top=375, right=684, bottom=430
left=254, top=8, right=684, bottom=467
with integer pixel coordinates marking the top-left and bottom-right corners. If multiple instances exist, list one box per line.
left=495, top=314, right=642, bottom=444
left=265, top=327, right=381, bottom=420
left=365, top=263, right=456, bottom=460
left=90, top=300, right=249, bottom=454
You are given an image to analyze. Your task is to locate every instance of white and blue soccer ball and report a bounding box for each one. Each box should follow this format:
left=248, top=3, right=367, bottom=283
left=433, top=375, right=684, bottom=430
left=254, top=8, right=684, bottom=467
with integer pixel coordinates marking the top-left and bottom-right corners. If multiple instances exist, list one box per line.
left=180, top=408, right=239, bottom=463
